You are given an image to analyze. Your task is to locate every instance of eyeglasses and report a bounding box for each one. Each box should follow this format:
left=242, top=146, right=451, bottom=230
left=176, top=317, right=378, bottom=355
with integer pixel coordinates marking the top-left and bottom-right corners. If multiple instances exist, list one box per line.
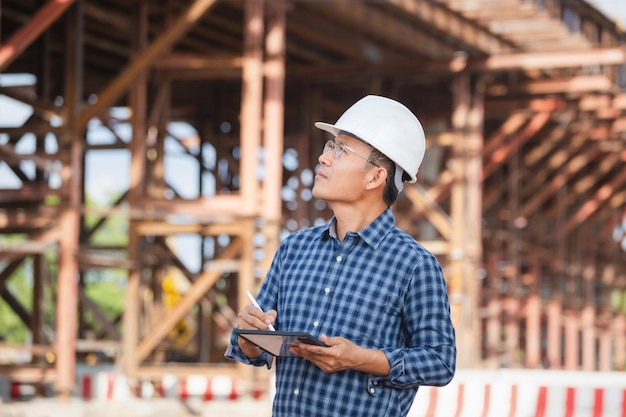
left=323, top=139, right=380, bottom=167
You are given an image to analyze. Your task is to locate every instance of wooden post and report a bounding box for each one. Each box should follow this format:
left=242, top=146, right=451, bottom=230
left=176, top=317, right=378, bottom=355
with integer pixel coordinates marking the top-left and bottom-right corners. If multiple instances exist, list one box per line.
left=546, top=299, right=562, bottom=368
left=121, top=0, right=148, bottom=376
left=55, top=0, right=83, bottom=399
left=581, top=265, right=596, bottom=371
left=240, top=0, right=264, bottom=216
left=238, top=0, right=265, bottom=386
left=525, top=294, right=541, bottom=368
left=449, top=73, right=483, bottom=367
left=564, top=310, right=579, bottom=370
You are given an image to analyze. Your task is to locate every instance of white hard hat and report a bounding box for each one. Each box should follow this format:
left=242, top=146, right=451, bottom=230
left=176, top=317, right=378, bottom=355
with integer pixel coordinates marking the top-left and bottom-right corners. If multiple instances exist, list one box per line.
left=315, top=95, right=426, bottom=183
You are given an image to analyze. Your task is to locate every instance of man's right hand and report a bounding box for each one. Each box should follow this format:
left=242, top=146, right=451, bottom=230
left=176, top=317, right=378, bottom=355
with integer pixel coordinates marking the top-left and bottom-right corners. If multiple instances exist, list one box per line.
left=236, top=304, right=277, bottom=358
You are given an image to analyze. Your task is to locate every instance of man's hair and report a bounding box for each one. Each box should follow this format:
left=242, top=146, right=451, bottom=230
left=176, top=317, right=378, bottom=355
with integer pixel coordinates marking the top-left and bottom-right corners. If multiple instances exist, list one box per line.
left=368, top=148, right=401, bottom=207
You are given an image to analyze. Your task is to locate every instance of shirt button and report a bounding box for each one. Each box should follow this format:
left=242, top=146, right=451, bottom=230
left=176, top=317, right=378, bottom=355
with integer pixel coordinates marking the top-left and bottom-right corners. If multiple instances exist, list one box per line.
left=373, top=381, right=378, bottom=386
left=294, top=389, right=300, bottom=395
left=324, top=287, right=330, bottom=294
left=336, top=255, right=342, bottom=262
left=369, top=388, right=376, bottom=394
left=313, top=321, right=319, bottom=327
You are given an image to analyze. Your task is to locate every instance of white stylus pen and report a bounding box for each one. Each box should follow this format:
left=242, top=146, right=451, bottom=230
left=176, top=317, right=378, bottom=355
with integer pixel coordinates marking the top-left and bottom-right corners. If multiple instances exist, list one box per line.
left=246, top=290, right=276, bottom=331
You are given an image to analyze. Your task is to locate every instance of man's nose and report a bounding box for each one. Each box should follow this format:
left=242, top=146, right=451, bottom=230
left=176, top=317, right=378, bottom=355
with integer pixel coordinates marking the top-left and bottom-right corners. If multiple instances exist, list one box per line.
left=318, top=149, right=332, bottom=165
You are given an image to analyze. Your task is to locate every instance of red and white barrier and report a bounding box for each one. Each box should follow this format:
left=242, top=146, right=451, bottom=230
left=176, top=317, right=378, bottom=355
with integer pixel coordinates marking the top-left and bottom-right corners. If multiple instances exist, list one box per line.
left=157, top=374, right=240, bottom=400
left=409, top=369, right=626, bottom=417
left=78, top=369, right=241, bottom=401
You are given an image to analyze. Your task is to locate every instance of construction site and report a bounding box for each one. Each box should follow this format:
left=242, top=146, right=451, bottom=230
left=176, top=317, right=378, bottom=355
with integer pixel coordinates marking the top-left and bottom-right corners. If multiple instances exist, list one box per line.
left=1, top=0, right=625, bottom=415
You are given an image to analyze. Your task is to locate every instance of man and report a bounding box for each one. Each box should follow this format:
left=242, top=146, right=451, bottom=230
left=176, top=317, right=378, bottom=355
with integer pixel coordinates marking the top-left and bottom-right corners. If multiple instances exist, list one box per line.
left=225, top=95, right=456, bottom=417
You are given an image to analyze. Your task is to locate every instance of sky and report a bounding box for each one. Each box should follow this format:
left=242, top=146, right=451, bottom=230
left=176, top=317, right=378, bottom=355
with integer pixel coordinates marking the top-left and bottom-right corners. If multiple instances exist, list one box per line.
left=590, top=0, right=626, bottom=26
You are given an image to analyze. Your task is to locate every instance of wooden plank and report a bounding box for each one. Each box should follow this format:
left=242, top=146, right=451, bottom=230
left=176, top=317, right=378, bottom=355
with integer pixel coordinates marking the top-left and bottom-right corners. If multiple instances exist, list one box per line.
left=78, top=0, right=220, bottom=128
left=404, top=185, right=453, bottom=240
left=0, top=0, right=76, bottom=72
left=483, top=111, right=552, bottom=179
left=559, top=167, right=626, bottom=235
left=303, top=1, right=458, bottom=59
left=134, top=237, right=243, bottom=362
left=511, top=75, right=616, bottom=95
left=239, top=0, right=263, bottom=216
left=385, top=0, right=515, bottom=54
left=77, top=289, right=121, bottom=340
left=471, top=47, right=626, bottom=72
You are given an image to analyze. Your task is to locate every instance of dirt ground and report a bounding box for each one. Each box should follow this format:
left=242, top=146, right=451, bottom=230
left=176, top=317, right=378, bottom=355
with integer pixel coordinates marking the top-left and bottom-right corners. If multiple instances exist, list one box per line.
left=0, top=397, right=273, bottom=417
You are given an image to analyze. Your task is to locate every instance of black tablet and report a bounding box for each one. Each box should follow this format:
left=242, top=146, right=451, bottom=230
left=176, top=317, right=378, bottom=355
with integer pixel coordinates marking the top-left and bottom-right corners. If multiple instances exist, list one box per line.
left=234, top=329, right=328, bottom=357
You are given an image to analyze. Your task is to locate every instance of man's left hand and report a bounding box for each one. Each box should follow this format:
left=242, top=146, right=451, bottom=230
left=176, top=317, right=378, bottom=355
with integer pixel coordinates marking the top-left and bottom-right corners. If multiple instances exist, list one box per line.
left=289, top=334, right=391, bottom=376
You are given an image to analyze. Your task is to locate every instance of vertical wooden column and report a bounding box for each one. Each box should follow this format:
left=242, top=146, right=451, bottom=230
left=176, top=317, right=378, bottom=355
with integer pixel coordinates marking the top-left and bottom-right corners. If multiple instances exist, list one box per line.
left=31, top=255, right=45, bottom=348
left=581, top=264, right=596, bottom=371
left=262, top=0, right=286, bottom=226
left=449, top=73, right=483, bottom=367
left=256, top=0, right=285, bottom=392
left=525, top=250, right=541, bottom=368
left=564, top=309, right=579, bottom=370
left=546, top=298, right=562, bottom=368
left=615, top=271, right=626, bottom=371
left=615, top=312, right=626, bottom=371
left=238, top=0, right=265, bottom=383
left=504, top=297, right=520, bottom=366
left=56, top=0, right=83, bottom=398
left=484, top=251, right=501, bottom=367
left=121, top=0, right=148, bottom=376
left=261, top=0, right=286, bottom=266
left=598, top=264, right=615, bottom=371
left=240, top=0, right=264, bottom=215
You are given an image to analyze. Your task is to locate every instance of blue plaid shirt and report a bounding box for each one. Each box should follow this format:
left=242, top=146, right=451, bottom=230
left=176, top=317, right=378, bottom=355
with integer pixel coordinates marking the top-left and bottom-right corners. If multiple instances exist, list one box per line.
left=226, top=208, right=456, bottom=417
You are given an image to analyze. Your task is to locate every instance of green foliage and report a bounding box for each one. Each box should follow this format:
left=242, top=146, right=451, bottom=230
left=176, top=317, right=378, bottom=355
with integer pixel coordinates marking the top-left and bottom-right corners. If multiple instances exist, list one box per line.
left=82, top=276, right=126, bottom=331
left=0, top=192, right=129, bottom=345
left=84, top=193, right=129, bottom=247
left=0, top=262, right=33, bottom=343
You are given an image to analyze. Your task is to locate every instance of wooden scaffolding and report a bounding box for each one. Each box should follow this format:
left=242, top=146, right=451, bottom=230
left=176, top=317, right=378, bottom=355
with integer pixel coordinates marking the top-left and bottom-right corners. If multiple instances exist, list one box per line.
left=0, top=0, right=625, bottom=398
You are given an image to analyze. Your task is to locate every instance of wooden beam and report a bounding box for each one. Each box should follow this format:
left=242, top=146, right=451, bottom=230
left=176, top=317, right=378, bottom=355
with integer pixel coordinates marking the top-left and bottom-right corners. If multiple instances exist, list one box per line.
left=0, top=366, right=56, bottom=383
left=136, top=195, right=245, bottom=217
left=404, top=185, right=452, bottom=240
left=385, top=0, right=515, bottom=55
left=239, top=0, right=264, bottom=216
left=77, top=289, right=121, bottom=340
left=263, top=1, right=287, bottom=222
left=0, top=87, right=64, bottom=122
left=510, top=75, right=617, bottom=95
left=520, top=145, right=603, bottom=218
left=285, top=7, right=406, bottom=64
left=483, top=111, right=530, bottom=157
left=483, top=111, right=552, bottom=179
left=539, top=148, right=623, bottom=232
left=0, top=287, right=31, bottom=327
left=135, top=237, right=243, bottom=362
left=152, top=53, right=243, bottom=70
left=470, top=46, right=626, bottom=71
left=0, top=0, right=76, bottom=72
left=559, top=167, right=626, bottom=235
left=77, top=0, right=220, bottom=129
left=303, top=1, right=458, bottom=59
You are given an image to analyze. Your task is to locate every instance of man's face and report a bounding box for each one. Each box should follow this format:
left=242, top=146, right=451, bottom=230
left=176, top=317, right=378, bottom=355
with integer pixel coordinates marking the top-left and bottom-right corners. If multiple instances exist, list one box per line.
left=312, top=134, right=377, bottom=204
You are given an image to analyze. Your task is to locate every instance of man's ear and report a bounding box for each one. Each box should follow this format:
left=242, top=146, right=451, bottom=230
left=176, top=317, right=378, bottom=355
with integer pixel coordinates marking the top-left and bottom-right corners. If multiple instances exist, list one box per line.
left=365, top=167, right=388, bottom=190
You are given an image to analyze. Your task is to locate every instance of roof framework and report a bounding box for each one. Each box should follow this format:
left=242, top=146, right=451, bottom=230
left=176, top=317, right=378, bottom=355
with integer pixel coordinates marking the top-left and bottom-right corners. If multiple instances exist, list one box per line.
left=0, top=0, right=625, bottom=397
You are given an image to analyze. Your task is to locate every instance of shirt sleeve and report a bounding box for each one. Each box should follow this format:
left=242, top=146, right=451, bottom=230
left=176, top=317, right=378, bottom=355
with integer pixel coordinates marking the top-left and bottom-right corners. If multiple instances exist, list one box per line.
left=224, top=328, right=274, bottom=369
left=371, top=252, right=456, bottom=388
left=224, top=241, right=284, bottom=368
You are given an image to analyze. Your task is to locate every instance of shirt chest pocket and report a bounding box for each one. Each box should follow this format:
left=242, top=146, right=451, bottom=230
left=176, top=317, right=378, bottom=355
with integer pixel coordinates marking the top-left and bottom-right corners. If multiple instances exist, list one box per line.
left=328, top=284, right=403, bottom=346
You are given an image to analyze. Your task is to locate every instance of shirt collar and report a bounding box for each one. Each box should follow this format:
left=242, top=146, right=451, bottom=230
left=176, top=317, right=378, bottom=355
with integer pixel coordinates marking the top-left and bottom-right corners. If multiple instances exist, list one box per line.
left=321, top=208, right=395, bottom=249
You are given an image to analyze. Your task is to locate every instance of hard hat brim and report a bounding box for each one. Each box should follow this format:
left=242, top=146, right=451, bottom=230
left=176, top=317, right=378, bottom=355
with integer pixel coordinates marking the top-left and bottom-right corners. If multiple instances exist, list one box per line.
left=314, top=122, right=341, bottom=138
